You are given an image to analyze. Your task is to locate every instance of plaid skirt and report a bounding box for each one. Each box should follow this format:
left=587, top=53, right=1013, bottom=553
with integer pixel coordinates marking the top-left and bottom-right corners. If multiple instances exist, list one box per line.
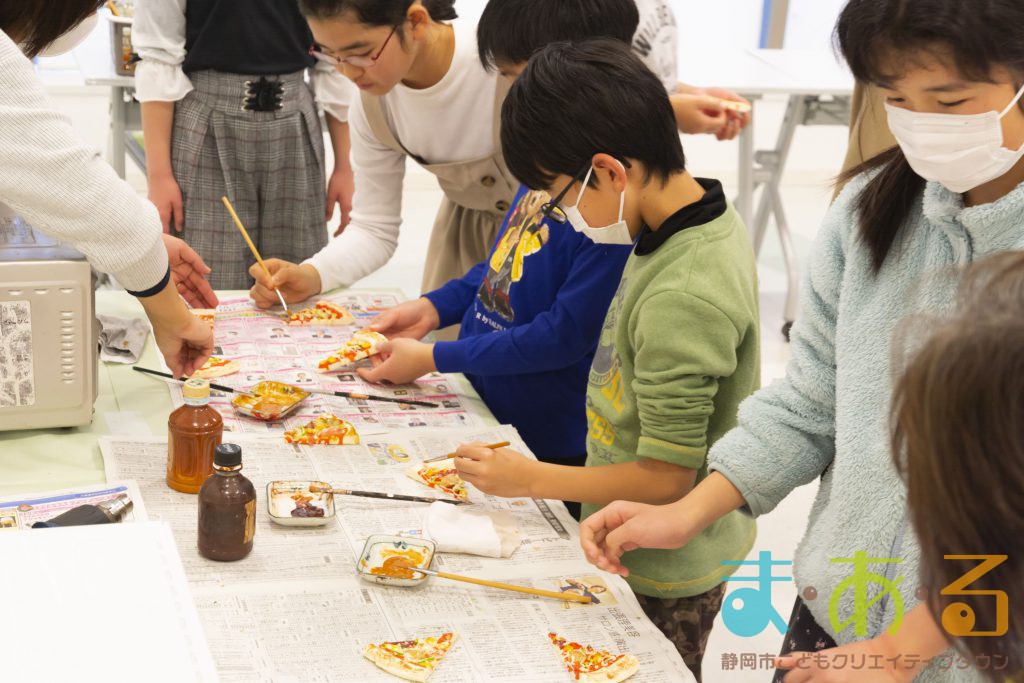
left=171, top=69, right=327, bottom=289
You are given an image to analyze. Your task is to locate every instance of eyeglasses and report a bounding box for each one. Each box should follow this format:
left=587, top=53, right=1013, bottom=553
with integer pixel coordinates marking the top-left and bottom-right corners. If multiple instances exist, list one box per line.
left=540, top=165, right=591, bottom=224
left=311, top=24, right=399, bottom=68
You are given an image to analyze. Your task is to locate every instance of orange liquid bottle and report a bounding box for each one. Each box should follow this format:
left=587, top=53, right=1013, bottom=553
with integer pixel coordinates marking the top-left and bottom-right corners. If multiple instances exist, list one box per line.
left=167, top=379, right=223, bottom=493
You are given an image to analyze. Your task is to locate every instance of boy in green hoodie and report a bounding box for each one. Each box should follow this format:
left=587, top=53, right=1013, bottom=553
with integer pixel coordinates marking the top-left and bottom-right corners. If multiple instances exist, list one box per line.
left=453, top=40, right=760, bottom=680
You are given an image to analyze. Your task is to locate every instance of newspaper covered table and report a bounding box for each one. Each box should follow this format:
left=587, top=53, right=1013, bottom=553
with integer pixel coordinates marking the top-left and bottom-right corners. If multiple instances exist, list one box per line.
left=100, top=425, right=695, bottom=682
left=170, top=294, right=486, bottom=433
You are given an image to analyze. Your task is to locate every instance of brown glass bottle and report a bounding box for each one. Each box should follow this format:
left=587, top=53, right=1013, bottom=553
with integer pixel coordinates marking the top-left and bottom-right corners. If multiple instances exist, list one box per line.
left=198, top=443, right=256, bottom=561
left=167, top=379, right=223, bottom=493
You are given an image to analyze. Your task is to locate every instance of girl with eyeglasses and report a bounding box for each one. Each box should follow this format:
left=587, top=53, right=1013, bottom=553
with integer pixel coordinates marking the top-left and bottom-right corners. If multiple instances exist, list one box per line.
left=248, top=0, right=517, bottom=340
left=134, top=0, right=356, bottom=289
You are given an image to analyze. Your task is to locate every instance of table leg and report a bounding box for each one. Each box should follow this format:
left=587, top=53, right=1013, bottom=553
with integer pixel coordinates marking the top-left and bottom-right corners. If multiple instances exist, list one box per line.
left=108, top=86, right=127, bottom=179
left=737, top=110, right=755, bottom=228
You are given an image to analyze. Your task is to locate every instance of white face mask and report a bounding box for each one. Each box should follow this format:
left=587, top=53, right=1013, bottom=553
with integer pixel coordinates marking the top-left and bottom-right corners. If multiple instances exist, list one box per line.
left=564, top=166, right=634, bottom=245
left=36, top=13, right=98, bottom=57
left=885, top=83, right=1024, bottom=193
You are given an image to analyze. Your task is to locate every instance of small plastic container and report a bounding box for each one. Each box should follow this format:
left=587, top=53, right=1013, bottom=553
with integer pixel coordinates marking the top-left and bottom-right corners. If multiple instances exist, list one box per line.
left=102, top=8, right=136, bottom=77
left=231, top=381, right=309, bottom=421
left=356, top=535, right=436, bottom=587
left=266, top=481, right=335, bottom=527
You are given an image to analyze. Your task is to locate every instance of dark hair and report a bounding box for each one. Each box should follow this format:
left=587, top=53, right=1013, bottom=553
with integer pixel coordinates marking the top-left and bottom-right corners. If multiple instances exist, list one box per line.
left=891, top=252, right=1024, bottom=680
left=834, top=0, right=1024, bottom=273
left=477, top=0, right=639, bottom=71
left=1, top=0, right=104, bottom=58
left=298, top=0, right=456, bottom=24
left=501, top=39, right=685, bottom=191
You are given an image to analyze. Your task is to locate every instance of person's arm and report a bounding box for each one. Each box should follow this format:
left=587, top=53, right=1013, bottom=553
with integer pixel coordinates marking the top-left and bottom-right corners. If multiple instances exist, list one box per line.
left=0, top=37, right=212, bottom=376
left=133, top=0, right=191, bottom=234
left=432, top=239, right=631, bottom=376
left=311, top=63, right=356, bottom=234
left=305, top=100, right=408, bottom=291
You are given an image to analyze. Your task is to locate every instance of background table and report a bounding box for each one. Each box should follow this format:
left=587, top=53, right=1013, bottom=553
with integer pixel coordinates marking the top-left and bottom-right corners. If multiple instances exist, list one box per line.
left=0, top=290, right=494, bottom=497
left=680, top=48, right=855, bottom=337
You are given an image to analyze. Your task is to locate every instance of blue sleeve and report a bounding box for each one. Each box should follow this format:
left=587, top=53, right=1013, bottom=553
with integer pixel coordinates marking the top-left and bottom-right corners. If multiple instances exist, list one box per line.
left=423, top=260, right=488, bottom=329
left=433, top=237, right=630, bottom=376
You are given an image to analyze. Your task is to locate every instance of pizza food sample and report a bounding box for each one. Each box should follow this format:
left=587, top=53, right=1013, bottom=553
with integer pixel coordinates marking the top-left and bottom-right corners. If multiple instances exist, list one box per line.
left=405, top=460, right=469, bottom=502
left=287, top=300, right=356, bottom=326
left=191, top=356, right=240, bottom=380
left=363, top=632, right=456, bottom=682
left=317, top=329, right=388, bottom=371
left=547, top=633, right=639, bottom=683
left=283, top=415, right=360, bottom=445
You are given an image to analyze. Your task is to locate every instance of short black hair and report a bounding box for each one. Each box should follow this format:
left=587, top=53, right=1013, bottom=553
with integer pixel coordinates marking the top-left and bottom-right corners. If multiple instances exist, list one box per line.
left=478, top=0, right=639, bottom=71
left=1, top=0, right=103, bottom=58
left=502, top=39, right=686, bottom=191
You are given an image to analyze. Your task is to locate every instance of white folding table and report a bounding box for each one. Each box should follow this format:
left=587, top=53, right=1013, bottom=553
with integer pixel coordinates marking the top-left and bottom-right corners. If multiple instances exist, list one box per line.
left=680, top=48, right=855, bottom=337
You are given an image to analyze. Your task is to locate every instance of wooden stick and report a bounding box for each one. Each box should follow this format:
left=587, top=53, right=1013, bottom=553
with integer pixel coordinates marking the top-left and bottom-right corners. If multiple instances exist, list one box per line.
left=309, top=486, right=466, bottom=505
left=302, top=387, right=438, bottom=408
left=132, top=366, right=256, bottom=397
left=406, top=565, right=591, bottom=604
left=105, top=1, right=121, bottom=17
left=422, top=441, right=510, bottom=464
left=220, top=196, right=290, bottom=313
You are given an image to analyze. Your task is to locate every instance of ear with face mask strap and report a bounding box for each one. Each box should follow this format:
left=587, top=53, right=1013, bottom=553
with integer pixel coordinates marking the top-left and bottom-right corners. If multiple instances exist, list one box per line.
left=563, top=160, right=635, bottom=246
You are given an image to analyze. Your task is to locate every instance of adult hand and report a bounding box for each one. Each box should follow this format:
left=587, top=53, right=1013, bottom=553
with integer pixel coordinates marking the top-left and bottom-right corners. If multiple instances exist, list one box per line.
left=453, top=443, right=539, bottom=499
left=137, top=282, right=214, bottom=377
left=357, top=338, right=436, bottom=385
left=248, top=259, right=322, bottom=308
left=579, top=499, right=693, bottom=577
left=148, top=172, right=185, bottom=234
left=327, top=165, right=355, bottom=237
left=365, top=298, right=440, bottom=340
left=161, top=234, right=218, bottom=309
left=671, top=93, right=731, bottom=135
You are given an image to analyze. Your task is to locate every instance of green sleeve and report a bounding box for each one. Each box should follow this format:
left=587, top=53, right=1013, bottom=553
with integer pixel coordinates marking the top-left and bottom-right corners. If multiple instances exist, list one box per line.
left=631, top=291, right=741, bottom=469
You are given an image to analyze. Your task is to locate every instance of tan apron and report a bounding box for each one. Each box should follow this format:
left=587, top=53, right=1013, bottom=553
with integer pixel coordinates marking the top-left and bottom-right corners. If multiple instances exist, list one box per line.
left=361, top=78, right=516, bottom=337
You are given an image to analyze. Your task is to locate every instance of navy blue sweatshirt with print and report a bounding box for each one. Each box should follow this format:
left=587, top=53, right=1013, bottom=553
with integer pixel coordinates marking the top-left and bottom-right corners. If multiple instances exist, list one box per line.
left=424, top=186, right=631, bottom=463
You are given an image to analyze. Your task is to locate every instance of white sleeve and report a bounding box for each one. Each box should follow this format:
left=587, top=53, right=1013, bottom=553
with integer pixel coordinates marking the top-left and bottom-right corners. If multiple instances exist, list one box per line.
left=132, top=0, right=193, bottom=102
left=310, top=61, right=354, bottom=123
left=305, top=99, right=406, bottom=290
left=0, top=36, right=168, bottom=292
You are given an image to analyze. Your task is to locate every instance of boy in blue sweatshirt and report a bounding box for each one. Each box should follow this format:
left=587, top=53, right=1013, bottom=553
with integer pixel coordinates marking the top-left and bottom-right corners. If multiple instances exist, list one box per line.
left=357, top=1, right=641, bottom=517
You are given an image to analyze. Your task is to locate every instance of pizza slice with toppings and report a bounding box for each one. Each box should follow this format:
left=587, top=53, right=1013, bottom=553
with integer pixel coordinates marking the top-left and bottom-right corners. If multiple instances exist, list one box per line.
left=283, top=415, right=360, bottom=445
left=547, top=632, right=639, bottom=683
left=405, top=460, right=469, bottom=502
left=287, top=300, right=356, bottom=326
left=191, top=356, right=240, bottom=380
left=363, top=632, right=456, bottom=682
left=317, top=329, right=388, bottom=371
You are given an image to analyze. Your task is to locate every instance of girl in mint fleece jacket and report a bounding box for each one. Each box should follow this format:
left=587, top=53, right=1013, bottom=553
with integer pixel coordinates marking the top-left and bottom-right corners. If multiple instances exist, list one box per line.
left=581, top=1, right=1024, bottom=681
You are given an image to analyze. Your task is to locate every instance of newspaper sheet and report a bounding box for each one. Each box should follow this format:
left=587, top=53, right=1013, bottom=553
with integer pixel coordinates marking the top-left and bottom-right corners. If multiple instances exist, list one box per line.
left=100, top=428, right=694, bottom=682
left=0, top=480, right=147, bottom=530
left=168, top=295, right=486, bottom=433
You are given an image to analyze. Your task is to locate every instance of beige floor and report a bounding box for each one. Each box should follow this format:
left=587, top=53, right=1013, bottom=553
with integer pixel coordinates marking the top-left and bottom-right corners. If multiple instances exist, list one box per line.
left=43, top=76, right=851, bottom=681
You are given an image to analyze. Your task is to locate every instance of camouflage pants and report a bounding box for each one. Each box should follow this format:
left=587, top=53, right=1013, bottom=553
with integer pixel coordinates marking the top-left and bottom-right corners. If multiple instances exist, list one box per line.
left=636, top=582, right=727, bottom=682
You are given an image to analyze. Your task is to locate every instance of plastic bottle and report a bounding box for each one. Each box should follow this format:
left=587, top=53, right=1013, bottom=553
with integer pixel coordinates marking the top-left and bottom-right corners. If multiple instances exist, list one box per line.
left=167, top=378, right=223, bottom=493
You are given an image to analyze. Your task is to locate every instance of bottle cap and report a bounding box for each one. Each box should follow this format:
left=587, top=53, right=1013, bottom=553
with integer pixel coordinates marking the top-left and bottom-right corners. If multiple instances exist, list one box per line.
left=182, top=378, right=210, bottom=400
left=214, top=443, right=242, bottom=468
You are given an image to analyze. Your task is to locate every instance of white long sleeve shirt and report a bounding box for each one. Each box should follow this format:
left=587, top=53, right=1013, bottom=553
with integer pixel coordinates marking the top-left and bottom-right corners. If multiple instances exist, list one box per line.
left=307, top=16, right=498, bottom=290
left=0, top=32, right=168, bottom=293
left=131, top=0, right=353, bottom=123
